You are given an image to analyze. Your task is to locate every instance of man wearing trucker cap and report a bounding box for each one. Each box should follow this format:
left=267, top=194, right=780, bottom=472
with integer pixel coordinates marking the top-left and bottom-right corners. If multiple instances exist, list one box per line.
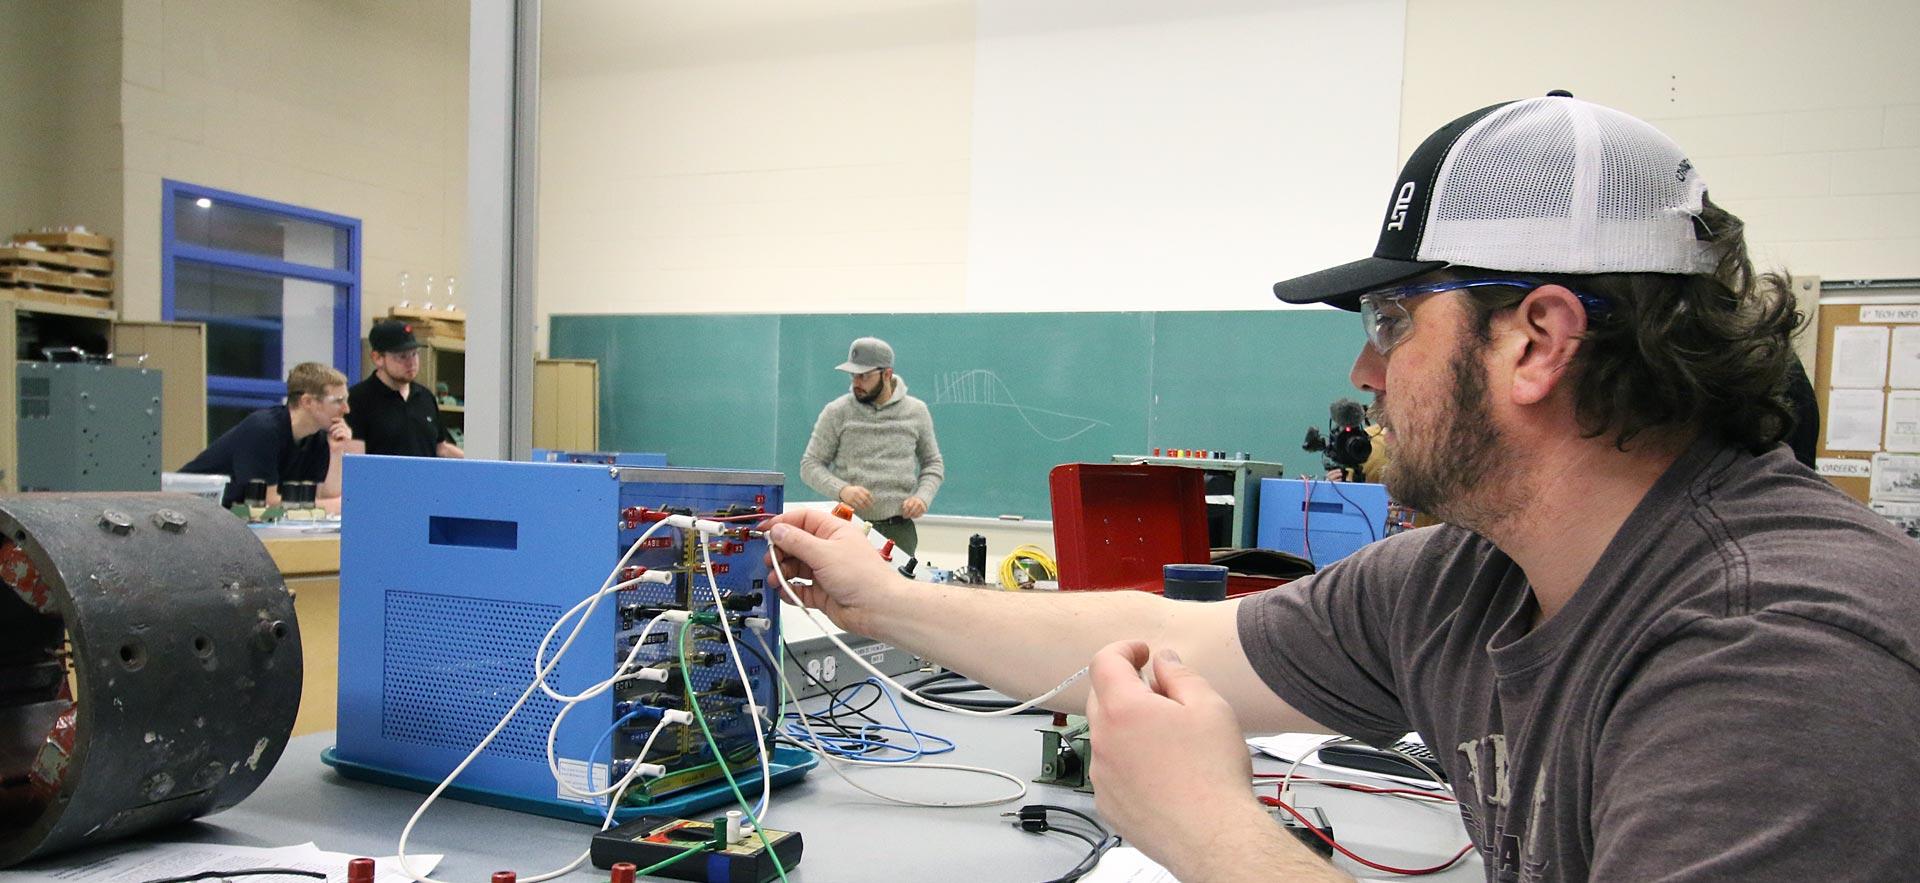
left=764, top=93, right=1920, bottom=881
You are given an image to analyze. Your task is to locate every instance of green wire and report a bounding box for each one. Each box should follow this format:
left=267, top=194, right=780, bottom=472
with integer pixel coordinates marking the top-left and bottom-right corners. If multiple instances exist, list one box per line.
left=678, top=625, right=791, bottom=883
left=628, top=842, right=710, bottom=878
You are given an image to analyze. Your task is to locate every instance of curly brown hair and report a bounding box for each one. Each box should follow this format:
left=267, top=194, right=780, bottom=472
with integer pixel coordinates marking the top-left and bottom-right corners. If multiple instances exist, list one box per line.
left=1456, top=196, right=1804, bottom=452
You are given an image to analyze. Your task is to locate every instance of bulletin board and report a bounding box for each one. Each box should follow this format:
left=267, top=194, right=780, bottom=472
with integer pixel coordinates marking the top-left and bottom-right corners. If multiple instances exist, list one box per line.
left=1813, top=290, right=1920, bottom=531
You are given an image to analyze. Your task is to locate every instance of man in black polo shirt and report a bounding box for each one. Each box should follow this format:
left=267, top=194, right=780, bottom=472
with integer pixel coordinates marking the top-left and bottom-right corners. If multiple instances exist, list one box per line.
left=181, top=361, right=353, bottom=510
left=346, top=319, right=466, bottom=459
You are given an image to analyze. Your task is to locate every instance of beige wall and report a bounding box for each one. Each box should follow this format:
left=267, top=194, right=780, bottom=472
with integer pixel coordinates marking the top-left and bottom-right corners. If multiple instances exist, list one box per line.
left=538, top=0, right=1920, bottom=334
left=1403, top=0, right=1920, bottom=282
left=116, top=0, right=469, bottom=326
left=536, top=1, right=976, bottom=324
left=0, top=0, right=122, bottom=243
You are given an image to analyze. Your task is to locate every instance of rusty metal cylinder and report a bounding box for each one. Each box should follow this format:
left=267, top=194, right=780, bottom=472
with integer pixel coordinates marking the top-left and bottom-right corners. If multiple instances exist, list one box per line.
left=0, top=493, right=301, bottom=866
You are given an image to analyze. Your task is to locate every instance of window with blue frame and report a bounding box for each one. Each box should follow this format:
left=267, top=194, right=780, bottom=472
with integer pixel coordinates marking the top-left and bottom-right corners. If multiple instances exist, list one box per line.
left=162, top=181, right=361, bottom=440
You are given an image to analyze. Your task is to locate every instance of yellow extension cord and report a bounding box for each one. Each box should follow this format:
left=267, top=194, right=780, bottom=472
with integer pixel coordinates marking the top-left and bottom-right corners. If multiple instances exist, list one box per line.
left=998, top=544, right=1059, bottom=590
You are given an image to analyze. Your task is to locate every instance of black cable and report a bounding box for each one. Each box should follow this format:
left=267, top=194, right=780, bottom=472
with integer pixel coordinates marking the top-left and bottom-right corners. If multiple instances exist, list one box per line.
left=1008, top=804, right=1120, bottom=883
left=903, top=669, right=965, bottom=691
left=900, top=672, right=1051, bottom=715
left=139, top=870, right=326, bottom=883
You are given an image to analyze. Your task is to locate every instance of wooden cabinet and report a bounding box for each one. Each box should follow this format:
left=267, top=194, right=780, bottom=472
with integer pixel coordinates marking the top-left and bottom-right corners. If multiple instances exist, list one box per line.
left=534, top=358, right=598, bottom=451
left=113, top=321, right=208, bottom=470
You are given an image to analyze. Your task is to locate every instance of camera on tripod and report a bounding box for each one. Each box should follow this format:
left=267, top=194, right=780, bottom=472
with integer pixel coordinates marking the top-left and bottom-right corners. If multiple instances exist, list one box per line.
left=1302, top=398, right=1373, bottom=481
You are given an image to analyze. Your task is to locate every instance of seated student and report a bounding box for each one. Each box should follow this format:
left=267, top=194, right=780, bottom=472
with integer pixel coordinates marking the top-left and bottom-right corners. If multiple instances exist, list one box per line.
left=181, top=361, right=353, bottom=512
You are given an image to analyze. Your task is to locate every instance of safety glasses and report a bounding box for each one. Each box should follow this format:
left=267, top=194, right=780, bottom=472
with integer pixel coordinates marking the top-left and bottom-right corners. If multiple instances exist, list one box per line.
left=1358, top=278, right=1610, bottom=354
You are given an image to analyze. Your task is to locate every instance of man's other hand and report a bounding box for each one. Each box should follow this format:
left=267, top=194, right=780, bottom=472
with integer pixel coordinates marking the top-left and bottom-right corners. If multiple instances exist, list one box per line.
left=839, top=485, right=874, bottom=509
left=1086, top=641, right=1264, bottom=873
left=900, top=497, right=927, bottom=519
left=437, top=441, right=466, bottom=459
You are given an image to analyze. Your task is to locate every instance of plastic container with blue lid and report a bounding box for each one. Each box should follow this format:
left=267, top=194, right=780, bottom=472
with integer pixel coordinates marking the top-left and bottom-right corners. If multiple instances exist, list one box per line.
left=1162, top=563, right=1229, bottom=601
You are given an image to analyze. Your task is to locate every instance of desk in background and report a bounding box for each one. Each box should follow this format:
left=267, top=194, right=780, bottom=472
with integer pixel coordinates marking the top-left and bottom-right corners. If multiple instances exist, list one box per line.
left=259, top=527, right=341, bottom=737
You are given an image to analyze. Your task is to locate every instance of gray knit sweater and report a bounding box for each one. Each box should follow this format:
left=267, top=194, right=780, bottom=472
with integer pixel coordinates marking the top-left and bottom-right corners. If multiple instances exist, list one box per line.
left=799, top=376, right=944, bottom=519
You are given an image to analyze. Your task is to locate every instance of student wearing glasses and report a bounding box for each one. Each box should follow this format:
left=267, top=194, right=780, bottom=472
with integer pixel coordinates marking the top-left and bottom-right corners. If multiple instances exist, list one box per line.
left=765, top=94, right=1920, bottom=881
left=800, top=337, right=944, bottom=556
left=181, top=360, right=355, bottom=512
left=346, top=319, right=465, bottom=460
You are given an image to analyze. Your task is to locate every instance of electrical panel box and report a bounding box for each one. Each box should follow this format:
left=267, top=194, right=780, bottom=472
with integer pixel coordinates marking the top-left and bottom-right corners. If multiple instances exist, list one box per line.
left=1256, top=478, right=1391, bottom=568
left=326, top=456, right=814, bottom=824
left=15, top=361, right=161, bottom=491
left=779, top=607, right=926, bottom=701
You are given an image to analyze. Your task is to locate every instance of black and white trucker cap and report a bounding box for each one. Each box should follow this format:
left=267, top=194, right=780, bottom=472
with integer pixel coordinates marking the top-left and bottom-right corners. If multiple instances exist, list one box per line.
left=1272, top=91, right=1715, bottom=311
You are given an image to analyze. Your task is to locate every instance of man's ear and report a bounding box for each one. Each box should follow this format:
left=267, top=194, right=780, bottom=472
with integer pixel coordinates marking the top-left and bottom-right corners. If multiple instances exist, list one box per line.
left=1506, top=285, right=1587, bottom=406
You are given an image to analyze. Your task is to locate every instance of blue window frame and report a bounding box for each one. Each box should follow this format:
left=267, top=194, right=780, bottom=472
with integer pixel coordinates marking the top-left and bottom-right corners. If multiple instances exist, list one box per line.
left=161, top=181, right=361, bottom=439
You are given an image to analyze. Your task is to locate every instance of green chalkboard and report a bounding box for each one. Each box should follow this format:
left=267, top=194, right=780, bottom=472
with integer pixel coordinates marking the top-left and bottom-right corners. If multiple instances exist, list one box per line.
left=549, top=308, right=1367, bottom=519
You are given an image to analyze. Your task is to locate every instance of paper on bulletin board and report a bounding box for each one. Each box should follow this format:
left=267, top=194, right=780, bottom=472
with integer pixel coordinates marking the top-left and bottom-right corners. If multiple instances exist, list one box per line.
left=1887, top=391, right=1920, bottom=452
left=1871, top=452, right=1920, bottom=502
left=1891, top=327, right=1920, bottom=389
left=1817, top=457, right=1873, bottom=478
left=1830, top=325, right=1890, bottom=389
left=1826, top=388, right=1885, bottom=451
left=1870, top=500, right=1920, bottom=537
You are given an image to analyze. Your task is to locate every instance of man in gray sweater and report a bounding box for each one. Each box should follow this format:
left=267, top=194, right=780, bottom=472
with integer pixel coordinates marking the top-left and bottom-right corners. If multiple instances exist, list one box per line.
left=800, top=337, right=944, bottom=555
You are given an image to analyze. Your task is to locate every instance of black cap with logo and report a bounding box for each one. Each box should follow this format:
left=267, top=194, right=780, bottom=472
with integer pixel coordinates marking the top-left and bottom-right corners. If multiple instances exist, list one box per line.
left=368, top=319, right=422, bottom=353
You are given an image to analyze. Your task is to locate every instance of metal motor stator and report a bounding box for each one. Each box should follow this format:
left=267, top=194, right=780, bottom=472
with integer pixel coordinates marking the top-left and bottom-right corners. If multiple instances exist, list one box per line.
left=0, top=493, right=302, bottom=867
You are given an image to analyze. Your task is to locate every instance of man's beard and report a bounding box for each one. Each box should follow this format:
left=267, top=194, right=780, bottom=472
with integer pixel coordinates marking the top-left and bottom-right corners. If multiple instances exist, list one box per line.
left=855, top=380, right=885, bottom=404
left=1376, top=337, right=1506, bottom=528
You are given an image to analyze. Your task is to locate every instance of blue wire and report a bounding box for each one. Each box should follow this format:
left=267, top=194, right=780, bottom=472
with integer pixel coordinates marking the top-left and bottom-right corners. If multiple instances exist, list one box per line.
left=591, top=707, right=648, bottom=808
left=783, top=678, right=956, bottom=762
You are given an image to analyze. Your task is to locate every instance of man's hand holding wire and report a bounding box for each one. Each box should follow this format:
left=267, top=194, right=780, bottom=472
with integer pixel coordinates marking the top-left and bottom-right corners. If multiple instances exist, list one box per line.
left=1086, top=641, right=1339, bottom=881
left=763, top=509, right=908, bottom=636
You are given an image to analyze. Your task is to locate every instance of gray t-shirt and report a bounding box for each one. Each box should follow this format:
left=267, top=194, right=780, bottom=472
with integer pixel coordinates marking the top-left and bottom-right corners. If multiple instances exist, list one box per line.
left=1238, top=438, right=1920, bottom=881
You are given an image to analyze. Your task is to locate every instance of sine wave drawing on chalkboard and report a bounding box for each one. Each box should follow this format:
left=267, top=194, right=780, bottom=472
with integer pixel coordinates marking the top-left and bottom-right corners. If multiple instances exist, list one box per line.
left=930, top=369, right=1110, bottom=442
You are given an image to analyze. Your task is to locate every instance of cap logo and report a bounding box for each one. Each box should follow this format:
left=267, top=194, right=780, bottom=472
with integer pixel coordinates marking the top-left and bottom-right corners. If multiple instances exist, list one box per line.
left=1385, top=181, right=1417, bottom=232
left=1675, top=158, right=1693, bottom=183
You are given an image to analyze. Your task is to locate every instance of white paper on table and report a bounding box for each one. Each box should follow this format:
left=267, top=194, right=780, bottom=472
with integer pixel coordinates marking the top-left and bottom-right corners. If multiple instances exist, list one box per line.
left=20, top=841, right=439, bottom=883
left=1872, top=452, right=1920, bottom=503
left=1826, top=388, right=1886, bottom=452
left=1891, top=327, right=1920, bottom=389
left=1081, top=843, right=1398, bottom=883
left=1831, top=326, right=1890, bottom=389
left=1886, top=391, right=1920, bottom=452
left=1080, top=846, right=1182, bottom=882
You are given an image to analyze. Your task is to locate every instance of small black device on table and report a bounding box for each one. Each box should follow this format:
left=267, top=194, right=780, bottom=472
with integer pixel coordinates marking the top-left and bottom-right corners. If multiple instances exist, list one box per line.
left=1316, top=739, right=1449, bottom=783
left=591, top=815, right=802, bottom=883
